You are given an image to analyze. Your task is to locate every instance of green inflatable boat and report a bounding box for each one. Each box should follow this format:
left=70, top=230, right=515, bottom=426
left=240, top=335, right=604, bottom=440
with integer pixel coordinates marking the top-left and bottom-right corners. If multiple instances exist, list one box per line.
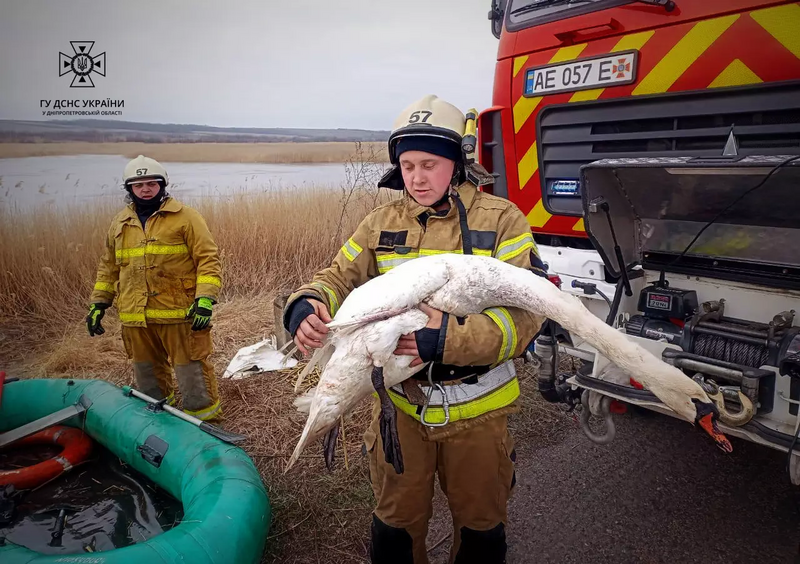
left=0, top=378, right=270, bottom=564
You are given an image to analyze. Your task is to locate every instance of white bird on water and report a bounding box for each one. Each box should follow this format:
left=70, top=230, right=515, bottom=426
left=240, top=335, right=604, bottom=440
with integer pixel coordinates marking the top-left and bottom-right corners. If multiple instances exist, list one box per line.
left=285, top=254, right=736, bottom=473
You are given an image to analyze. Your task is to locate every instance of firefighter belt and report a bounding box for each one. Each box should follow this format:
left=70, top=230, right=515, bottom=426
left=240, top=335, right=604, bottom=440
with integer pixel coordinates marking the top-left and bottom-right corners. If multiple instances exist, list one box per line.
left=387, top=361, right=518, bottom=426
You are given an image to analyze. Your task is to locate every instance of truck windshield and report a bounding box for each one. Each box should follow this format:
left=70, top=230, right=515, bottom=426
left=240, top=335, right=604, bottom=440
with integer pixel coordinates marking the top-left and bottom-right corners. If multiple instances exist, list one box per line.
left=507, top=0, right=632, bottom=29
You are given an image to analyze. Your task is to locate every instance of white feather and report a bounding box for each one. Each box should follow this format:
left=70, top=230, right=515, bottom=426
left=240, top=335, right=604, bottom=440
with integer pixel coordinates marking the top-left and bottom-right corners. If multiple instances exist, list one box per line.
left=293, top=387, right=317, bottom=415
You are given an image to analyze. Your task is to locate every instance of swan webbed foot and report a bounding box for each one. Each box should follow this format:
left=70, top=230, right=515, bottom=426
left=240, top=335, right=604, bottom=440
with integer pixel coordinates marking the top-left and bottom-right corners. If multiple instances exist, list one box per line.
left=371, top=365, right=404, bottom=474
left=322, top=423, right=340, bottom=470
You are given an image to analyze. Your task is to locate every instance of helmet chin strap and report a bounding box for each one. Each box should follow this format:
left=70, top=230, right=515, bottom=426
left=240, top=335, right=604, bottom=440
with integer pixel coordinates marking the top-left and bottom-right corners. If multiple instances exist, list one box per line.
left=422, top=163, right=463, bottom=209
left=430, top=188, right=452, bottom=209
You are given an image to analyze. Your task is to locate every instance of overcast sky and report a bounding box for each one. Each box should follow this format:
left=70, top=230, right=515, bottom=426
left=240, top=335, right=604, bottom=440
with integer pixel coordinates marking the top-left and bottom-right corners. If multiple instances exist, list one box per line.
left=0, top=0, right=501, bottom=130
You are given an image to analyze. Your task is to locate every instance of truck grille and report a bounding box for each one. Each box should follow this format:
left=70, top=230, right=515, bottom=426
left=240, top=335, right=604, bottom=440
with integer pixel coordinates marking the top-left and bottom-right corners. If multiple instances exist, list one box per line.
left=536, top=81, right=800, bottom=217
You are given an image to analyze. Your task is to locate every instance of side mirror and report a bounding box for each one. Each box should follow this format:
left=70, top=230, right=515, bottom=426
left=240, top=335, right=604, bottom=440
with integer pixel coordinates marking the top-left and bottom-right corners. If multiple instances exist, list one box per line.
left=488, top=0, right=504, bottom=39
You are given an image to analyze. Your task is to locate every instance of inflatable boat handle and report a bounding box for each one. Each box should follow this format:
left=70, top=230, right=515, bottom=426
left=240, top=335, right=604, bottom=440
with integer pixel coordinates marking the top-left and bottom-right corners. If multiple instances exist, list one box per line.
left=122, top=386, right=246, bottom=445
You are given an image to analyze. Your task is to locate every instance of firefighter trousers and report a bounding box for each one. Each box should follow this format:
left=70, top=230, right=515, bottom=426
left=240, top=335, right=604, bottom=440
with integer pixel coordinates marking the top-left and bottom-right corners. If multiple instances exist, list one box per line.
left=364, top=398, right=516, bottom=564
left=121, top=323, right=221, bottom=421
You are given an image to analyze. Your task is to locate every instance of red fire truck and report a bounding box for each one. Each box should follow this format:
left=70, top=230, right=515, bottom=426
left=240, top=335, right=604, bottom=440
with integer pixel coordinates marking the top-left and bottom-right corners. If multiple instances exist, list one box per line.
left=481, top=0, right=799, bottom=308
left=480, top=0, right=800, bottom=481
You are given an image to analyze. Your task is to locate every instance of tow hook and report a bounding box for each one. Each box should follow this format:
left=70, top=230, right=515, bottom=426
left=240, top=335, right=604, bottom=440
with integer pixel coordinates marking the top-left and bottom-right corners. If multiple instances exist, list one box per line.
left=695, top=377, right=755, bottom=427
left=578, top=389, right=616, bottom=445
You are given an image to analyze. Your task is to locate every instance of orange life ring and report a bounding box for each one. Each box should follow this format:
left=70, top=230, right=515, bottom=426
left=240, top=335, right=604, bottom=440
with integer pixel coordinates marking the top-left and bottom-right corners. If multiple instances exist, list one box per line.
left=0, top=426, right=94, bottom=490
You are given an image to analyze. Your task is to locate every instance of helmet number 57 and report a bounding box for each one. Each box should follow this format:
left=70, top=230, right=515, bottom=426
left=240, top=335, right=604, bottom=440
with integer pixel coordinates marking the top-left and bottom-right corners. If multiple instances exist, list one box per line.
left=408, top=110, right=432, bottom=124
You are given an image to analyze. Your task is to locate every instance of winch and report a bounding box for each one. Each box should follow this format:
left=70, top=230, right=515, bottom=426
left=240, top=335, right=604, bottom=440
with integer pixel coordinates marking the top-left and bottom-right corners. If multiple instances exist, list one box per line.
left=626, top=285, right=797, bottom=369
left=623, top=279, right=799, bottom=414
left=624, top=277, right=697, bottom=346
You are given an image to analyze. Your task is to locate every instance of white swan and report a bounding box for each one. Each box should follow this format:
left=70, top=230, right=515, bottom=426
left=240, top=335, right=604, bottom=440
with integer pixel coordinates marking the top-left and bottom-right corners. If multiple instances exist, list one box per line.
left=285, top=254, right=734, bottom=472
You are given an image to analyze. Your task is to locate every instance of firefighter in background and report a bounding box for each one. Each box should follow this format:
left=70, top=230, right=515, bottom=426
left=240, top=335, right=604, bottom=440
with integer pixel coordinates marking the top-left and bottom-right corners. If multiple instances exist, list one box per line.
left=87, top=155, right=223, bottom=422
left=284, top=95, right=547, bottom=564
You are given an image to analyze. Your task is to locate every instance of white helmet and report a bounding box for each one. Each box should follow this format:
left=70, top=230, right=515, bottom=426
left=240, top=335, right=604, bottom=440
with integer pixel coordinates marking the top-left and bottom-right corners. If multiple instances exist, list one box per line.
left=380, top=95, right=480, bottom=190
left=123, top=155, right=169, bottom=186
left=386, top=94, right=466, bottom=165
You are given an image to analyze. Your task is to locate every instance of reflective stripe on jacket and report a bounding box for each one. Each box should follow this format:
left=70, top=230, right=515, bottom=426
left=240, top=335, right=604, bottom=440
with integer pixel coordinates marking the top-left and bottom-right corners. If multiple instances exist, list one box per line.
left=388, top=361, right=519, bottom=425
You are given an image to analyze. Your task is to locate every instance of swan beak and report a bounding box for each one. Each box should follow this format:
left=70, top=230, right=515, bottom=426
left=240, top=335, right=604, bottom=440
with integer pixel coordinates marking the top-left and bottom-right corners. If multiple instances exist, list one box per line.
left=697, top=411, right=734, bottom=453
left=693, top=399, right=733, bottom=453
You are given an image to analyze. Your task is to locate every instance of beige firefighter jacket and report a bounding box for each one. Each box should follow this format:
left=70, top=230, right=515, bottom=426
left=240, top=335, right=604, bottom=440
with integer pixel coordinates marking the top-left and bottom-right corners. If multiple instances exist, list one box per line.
left=90, top=197, right=222, bottom=327
left=285, top=182, right=546, bottom=369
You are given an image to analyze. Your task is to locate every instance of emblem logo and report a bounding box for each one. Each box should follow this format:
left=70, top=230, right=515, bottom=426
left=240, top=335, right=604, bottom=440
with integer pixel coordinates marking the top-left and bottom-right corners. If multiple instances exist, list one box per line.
left=614, top=58, right=632, bottom=79
left=59, top=41, right=106, bottom=88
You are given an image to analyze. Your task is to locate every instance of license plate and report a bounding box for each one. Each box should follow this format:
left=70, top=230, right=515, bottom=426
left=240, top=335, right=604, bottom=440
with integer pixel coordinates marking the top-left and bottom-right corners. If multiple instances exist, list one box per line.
left=523, top=50, right=639, bottom=97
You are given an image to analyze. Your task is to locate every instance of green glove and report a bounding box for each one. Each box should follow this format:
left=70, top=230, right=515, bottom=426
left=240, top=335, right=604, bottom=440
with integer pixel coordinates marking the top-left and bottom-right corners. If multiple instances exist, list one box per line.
left=187, top=297, right=213, bottom=331
left=86, top=303, right=109, bottom=336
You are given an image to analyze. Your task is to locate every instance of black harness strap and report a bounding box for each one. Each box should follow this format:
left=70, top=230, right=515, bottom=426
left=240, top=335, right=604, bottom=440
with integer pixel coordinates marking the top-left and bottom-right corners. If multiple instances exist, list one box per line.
left=452, top=191, right=473, bottom=256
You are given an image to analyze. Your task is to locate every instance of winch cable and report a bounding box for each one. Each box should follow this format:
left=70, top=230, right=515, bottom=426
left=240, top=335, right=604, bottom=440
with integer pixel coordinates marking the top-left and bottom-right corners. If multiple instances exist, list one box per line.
left=692, top=333, right=770, bottom=367
left=668, top=155, right=800, bottom=270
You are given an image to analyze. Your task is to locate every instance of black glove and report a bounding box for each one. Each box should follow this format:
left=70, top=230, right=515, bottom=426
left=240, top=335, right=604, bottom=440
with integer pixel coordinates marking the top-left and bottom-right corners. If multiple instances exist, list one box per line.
left=286, top=299, right=316, bottom=337
left=186, top=297, right=213, bottom=331
left=86, top=303, right=109, bottom=336
left=414, top=328, right=440, bottom=363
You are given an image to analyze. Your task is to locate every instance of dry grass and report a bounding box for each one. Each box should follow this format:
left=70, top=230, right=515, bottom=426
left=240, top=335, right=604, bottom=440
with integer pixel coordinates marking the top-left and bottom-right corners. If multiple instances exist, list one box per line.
left=0, top=146, right=571, bottom=562
left=0, top=142, right=389, bottom=164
